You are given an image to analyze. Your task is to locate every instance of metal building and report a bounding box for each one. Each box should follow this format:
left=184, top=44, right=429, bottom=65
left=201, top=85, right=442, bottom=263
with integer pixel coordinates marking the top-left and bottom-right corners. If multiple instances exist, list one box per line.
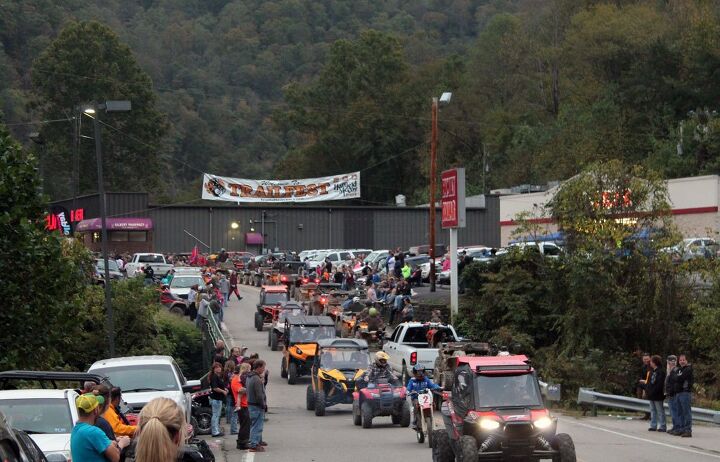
left=51, top=192, right=500, bottom=254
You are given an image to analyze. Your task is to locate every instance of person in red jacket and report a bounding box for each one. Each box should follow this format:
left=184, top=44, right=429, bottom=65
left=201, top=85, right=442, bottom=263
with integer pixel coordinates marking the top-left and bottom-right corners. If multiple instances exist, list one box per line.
left=231, top=363, right=251, bottom=449
left=229, top=271, right=243, bottom=301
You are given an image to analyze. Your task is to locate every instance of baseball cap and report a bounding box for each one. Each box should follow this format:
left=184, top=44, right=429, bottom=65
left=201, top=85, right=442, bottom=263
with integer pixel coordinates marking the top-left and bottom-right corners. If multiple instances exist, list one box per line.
left=667, top=355, right=677, bottom=362
left=76, top=394, right=100, bottom=413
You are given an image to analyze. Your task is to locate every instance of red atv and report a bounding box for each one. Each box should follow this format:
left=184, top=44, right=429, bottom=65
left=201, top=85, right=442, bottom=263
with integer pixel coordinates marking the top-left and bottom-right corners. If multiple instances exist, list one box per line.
left=352, top=378, right=410, bottom=429
left=254, top=285, right=290, bottom=331
left=432, top=355, right=576, bottom=462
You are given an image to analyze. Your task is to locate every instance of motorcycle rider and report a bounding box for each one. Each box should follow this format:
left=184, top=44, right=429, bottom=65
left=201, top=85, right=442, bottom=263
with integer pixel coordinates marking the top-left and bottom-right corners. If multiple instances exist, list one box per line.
left=406, top=365, right=441, bottom=429
left=355, top=307, right=385, bottom=339
left=363, top=351, right=399, bottom=385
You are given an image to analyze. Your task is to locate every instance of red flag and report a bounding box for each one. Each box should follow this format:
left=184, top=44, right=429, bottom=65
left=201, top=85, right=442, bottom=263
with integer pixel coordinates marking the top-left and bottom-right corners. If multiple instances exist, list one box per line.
left=189, top=245, right=199, bottom=265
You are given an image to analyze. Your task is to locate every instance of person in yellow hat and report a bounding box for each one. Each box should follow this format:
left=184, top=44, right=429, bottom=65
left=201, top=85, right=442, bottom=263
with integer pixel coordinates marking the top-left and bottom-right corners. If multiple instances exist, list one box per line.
left=362, top=351, right=400, bottom=385
left=71, top=394, right=130, bottom=462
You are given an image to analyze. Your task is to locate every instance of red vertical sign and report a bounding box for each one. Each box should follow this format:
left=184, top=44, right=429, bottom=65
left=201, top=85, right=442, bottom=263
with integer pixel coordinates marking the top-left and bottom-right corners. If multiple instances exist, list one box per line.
left=441, top=168, right=465, bottom=229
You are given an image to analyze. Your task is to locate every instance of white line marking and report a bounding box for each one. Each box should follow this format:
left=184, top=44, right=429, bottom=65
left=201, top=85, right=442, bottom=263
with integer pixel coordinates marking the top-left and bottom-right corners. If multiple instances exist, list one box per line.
left=241, top=451, right=255, bottom=462
left=561, top=418, right=720, bottom=459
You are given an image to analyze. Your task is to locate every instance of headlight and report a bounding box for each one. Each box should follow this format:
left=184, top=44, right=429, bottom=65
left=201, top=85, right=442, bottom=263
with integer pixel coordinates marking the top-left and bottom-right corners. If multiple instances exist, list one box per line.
left=479, top=419, right=501, bottom=430
left=534, top=416, right=553, bottom=429
left=46, top=451, right=71, bottom=462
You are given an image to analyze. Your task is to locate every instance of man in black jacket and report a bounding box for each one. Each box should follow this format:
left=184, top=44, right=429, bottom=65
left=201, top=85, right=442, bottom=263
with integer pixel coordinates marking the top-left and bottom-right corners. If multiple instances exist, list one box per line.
left=246, top=360, right=267, bottom=452
left=642, top=355, right=666, bottom=432
left=671, top=354, right=694, bottom=437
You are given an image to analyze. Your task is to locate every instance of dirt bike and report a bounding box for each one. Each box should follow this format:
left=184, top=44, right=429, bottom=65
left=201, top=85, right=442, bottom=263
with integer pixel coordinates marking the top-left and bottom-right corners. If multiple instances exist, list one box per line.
left=412, top=389, right=435, bottom=446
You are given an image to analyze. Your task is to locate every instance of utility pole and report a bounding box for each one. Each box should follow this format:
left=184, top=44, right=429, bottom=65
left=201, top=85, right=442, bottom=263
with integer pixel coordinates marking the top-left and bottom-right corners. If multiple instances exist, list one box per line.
left=72, top=111, right=80, bottom=214
left=429, top=97, right=438, bottom=292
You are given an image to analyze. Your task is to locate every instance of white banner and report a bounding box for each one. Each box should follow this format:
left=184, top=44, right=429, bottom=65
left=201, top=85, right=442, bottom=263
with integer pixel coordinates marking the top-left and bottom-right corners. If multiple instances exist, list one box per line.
left=201, top=171, right=361, bottom=203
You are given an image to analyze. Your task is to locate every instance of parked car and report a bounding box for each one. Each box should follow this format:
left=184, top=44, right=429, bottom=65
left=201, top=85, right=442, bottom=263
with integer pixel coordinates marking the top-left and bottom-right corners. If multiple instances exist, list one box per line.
left=383, top=322, right=460, bottom=384
left=662, top=237, right=719, bottom=261
left=88, top=356, right=201, bottom=424
left=169, top=274, right=204, bottom=300
left=307, top=250, right=355, bottom=271
left=94, top=258, right=124, bottom=285
left=124, top=253, right=173, bottom=277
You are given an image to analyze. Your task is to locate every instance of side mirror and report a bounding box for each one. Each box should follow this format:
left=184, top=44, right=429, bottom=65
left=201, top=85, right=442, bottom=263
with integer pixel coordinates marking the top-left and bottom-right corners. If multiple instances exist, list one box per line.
left=182, top=381, right=202, bottom=394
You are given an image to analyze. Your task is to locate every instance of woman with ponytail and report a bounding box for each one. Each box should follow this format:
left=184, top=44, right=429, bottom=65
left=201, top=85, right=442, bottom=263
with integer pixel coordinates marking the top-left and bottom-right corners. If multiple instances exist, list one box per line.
left=133, top=398, right=185, bottom=462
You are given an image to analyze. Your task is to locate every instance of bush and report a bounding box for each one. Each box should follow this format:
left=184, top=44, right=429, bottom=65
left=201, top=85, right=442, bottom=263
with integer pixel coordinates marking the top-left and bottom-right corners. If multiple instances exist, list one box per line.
left=155, top=311, right=204, bottom=379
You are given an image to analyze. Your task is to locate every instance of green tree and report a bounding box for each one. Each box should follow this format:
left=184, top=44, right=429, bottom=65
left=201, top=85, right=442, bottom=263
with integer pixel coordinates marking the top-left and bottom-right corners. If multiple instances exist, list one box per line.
left=31, top=21, right=167, bottom=199
left=0, top=122, right=90, bottom=370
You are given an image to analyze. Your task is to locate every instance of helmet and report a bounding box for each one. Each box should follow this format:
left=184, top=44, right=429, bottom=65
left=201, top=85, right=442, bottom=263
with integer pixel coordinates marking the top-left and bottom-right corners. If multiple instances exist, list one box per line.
left=353, top=296, right=360, bottom=303
left=368, top=307, right=378, bottom=317
left=412, top=364, right=425, bottom=374
left=375, top=351, right=389, bottom=361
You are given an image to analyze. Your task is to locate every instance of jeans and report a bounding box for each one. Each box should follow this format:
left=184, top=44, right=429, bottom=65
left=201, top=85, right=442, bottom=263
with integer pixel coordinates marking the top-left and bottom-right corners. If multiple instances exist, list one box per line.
left=226, top=394, right=238, bottom=430
left=221, top=292, right=229, bottom=308
left=667, top=395, right=679, bottom=430
left=649, top=400, right=666, bottom=430
left=236, top=407, right=250, bottom=448
left=676, top=392, right=692, bottom=432
left=210, top=398, right=223, bottom=436
left=249, top=406, right=265, bottom=448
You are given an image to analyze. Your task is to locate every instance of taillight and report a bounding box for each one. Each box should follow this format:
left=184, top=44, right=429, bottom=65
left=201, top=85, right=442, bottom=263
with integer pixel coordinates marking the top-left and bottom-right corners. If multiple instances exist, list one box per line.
left=320, top=296, right=327, bottom=304
left=281, top=275, right=288, bottom=282
left=302, top=278, right=309, bottom=284
left=410, top=352, right=417, bottom=365
left=314, top=278, right=320, bottom=283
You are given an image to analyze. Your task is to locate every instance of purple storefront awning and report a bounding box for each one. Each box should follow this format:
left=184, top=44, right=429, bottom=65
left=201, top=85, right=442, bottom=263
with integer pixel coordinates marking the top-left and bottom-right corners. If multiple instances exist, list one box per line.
left=75, top=218, right=153, bottom=232
left=245, top=232, right=264, bottom=245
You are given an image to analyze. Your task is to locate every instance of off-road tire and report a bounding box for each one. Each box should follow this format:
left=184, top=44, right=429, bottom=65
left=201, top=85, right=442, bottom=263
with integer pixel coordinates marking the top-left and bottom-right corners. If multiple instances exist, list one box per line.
left=416, top=427, right=425, bottom=444
left=193, top=407, right=212, bottom=435
left=459, top=435, right=478, bottom=462
left=391, top=413, right=400, bottom=425
left=353, top=402, right=362, bottom=426
left=288, top=362, right=298, bottom=385
left=442, top=371, right=454, bottom=391
left=254, top=312, right=263, bottom=331
left=306, top=385, right=315, bottom=411
left=280, top=357, right=288, bottom=378
left=399, top=400, right=411, bottom=427
left=267, top=329, right=272, bottom=347
left=270, top=332, right=279, bottom=351
left=432, top=430, right=455, bottom=462
left=552, top=433, right=576, bottom=462
left=315, top=390, right=326, bottom=416
left=401, top=363, right=409, bottom=385
left=361, top=402, right=373, bottom=429
left=425, top=415, right=434, bottom=448
left=169, top=305, right=184, bottom=316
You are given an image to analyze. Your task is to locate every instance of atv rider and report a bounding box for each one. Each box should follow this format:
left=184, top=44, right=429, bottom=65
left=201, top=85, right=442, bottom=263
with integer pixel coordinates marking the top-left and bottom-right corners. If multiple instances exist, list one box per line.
left=362, top=351, right=400, bottom=386
left=355, top=307, right=385, bottom=338
left=406, top=365, right=441, bottom=429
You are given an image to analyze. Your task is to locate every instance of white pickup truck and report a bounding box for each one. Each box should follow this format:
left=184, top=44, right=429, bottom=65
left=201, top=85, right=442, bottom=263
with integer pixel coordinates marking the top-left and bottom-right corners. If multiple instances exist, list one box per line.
left=125, top=252, right=173, bottom=276
left=383, top=322, right=460, bottom=384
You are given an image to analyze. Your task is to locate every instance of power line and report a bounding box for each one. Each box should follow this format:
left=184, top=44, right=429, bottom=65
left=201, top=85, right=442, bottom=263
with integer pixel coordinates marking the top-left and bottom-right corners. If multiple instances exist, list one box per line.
left=4, top=117, right=73, bottom=127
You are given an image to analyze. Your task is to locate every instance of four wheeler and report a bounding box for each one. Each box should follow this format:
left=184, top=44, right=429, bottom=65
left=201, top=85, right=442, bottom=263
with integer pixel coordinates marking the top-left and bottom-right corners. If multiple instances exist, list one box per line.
left=306, top=339, right=370, bottom=416
left=352, top=378, right=410, bottom=429
left=433, top=355, right=576, bottom=462
left=280, top=315, right=337, bottom=384
left=339, top=301, right=367, bottom=337
left=159, top=286, right=188, bottom=316
left=254, top=285, right=290, bottom=331
left=275, top=261, right=307, bottom=297
left=267, top=301, right=305, bottom=351
left=413, top=389, right=435, bottom=446
left=305, top=283, right=342, bottom=315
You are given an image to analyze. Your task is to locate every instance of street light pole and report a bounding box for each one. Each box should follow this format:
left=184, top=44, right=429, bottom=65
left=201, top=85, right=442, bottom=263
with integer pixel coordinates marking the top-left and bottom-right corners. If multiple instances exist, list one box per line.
left=90, top=109, right=115, bottom=357
left=429, top=97, right=438, bottom=292
left=83, top=100, right=131, bottom=358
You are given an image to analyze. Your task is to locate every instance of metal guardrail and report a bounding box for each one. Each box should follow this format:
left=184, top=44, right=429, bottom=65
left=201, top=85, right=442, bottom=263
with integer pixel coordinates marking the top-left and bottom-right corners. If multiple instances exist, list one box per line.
left=577, top=387, right=720, bottom=424
left=206, top=310, right=231, bottom=358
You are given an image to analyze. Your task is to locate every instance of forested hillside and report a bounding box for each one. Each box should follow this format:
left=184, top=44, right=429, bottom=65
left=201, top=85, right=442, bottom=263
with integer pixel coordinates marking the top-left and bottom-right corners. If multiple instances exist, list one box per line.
left=2, top=1, right=720, bottom=203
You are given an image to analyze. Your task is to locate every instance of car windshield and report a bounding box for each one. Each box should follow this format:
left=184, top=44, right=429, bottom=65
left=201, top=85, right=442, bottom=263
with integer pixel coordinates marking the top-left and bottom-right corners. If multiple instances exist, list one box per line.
left=96, top=259, right=120, bottom=271
left=171, top=276, right=203, bottom=289
left=320, top=348, right=370, bottom=370
left=289, top=326, right=336, bottom=343
left=263, top=292, right=289, bottom=304
left=473, top=374, right=543, bottom=409
left=138, top=255, right=165, bottom=263
left=0, top=398, right=73, bottom=434
left=91, top=364, right=179, bottom=392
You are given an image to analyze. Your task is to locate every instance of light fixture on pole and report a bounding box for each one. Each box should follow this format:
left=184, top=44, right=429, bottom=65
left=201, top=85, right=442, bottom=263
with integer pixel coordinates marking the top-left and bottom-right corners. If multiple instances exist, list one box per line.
left=82, top=100, right=132, bottom=357
left=429, top=91, right=452, bottom=292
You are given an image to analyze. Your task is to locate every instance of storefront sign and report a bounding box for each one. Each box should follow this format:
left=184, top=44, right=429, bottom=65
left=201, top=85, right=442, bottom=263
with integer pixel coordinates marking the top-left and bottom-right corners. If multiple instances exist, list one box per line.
left=441, top=168, right=466, bottom=229
left=75, top=218, right=153, bottom=232
left=201, top=172, right=361, bottom=203
left=46, top=207, right=84, bottom=233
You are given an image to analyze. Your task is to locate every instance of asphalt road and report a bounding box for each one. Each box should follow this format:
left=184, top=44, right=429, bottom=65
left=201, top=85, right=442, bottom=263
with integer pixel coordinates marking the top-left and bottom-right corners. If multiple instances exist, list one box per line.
left=206, top=286, right=720, bottom=462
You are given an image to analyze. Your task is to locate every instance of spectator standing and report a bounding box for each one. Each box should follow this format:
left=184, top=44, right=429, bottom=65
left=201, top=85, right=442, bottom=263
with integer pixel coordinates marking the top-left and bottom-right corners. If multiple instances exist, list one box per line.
left=247, top=360, right=268, bottom=452
left=637, top=353, right=652, bottom=420
left=401, top=262, right=411, bottom=280
left=72, top=394, right=130, bottom=462
left=231, top=346, right=249, bottom=365
left=133, top=398, right=185, bottom=462
left=217, top=248, right=229, bottom=263
left=232, top=364, right=251, bottom=450
left=643, top=355, right=666, bottom=432
left=91, top=385, right=115, bottom=440
left=218, top=274, right=231, bottom=309
left=673, top=354, right=694, bottom=437
left=196, top=292, right=209, bottom=329
left=212, top=340, right=227, bottom=367
left=224, top=360, right=238, bottom=431
left=209, top=362, right=228, bottom=437
left=665, top=355, right=680, bottom=434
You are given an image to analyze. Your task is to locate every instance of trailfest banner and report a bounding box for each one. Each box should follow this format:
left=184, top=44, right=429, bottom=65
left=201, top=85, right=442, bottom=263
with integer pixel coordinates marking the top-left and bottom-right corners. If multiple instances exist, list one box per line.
left=201, top=171, right=361, bottom=203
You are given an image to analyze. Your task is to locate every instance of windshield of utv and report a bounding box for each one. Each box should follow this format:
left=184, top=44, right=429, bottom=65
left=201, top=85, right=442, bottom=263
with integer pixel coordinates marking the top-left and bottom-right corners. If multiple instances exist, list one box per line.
left=263, top=292, right=289, bottom=305
left=474, top=373, right=543, bottom=409
left=289, top=325, right=336, bottom=343
left=320, top=348, right=370, bottom=370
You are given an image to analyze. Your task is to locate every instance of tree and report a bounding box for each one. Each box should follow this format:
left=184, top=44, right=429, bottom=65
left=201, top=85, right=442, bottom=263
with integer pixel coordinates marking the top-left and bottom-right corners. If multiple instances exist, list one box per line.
left=0, top=122, right=90, bottom=370
left=31, top=21, right=167, bottom=199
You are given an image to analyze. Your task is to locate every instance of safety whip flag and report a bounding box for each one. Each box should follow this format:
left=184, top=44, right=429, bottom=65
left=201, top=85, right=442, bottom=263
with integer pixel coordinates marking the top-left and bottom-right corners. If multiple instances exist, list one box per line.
left=201, top=172, right=360, bottom=203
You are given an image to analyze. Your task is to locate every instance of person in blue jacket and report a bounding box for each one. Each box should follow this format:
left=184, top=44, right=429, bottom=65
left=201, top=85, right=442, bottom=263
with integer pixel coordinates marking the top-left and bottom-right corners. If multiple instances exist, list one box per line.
left=406, top=364, right=441, bottom=429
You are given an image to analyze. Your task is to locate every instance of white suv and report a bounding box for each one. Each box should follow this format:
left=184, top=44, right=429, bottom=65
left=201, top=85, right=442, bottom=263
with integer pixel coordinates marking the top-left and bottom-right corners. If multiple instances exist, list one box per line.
left=88, top=356, right=199, bottom=421
left=0, top=389, right=77, bottom=462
